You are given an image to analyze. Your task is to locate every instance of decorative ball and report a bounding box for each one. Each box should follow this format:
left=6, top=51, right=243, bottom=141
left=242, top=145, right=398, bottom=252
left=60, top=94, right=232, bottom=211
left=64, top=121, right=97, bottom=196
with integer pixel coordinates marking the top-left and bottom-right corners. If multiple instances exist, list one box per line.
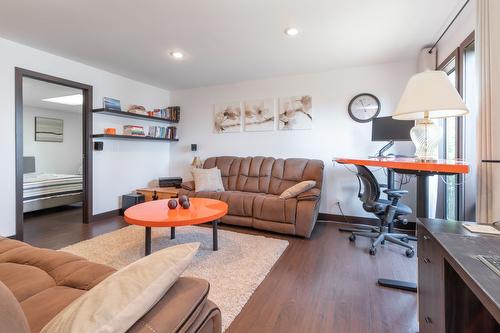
left=179, top=195, right=189, bottom=205
left=167, top=199, right=178, bottom=209
left=181, top=200, right=191, bottom=209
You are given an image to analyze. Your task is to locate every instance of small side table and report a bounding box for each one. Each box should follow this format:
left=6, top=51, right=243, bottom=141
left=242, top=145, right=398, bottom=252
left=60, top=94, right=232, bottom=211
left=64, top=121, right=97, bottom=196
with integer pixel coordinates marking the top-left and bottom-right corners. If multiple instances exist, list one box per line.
left=136, top=187, right=179, bottom=201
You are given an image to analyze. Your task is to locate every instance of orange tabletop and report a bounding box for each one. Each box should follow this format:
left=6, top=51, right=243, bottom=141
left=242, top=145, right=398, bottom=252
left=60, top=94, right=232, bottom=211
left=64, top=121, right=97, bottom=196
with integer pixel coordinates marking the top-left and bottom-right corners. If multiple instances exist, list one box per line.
left=335, top=157, right=469, bottom=174
left=124, top=198, right=228, bottom=228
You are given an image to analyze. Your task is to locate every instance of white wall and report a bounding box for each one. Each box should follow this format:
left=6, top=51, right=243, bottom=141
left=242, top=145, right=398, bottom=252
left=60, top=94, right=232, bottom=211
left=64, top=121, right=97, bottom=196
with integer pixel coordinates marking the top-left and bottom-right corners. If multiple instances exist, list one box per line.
left=169, top=60, right=418, bottom=218
left=23, top=106, right=82, bottom=174
left=0, top=37, right=172, bottom=237
left=436, top=0, right=476, bottom=65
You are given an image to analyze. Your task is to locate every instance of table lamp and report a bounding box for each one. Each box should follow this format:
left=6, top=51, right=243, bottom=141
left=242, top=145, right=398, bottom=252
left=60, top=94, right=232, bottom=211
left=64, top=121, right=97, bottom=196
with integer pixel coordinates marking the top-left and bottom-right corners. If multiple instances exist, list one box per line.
left=392, top=71, right=469, bottom=160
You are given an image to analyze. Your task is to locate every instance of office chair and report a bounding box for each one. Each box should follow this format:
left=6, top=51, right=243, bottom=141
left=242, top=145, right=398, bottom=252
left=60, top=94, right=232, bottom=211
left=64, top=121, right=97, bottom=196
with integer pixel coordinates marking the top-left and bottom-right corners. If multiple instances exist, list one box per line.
left=340, top=165, right=415, bottom=257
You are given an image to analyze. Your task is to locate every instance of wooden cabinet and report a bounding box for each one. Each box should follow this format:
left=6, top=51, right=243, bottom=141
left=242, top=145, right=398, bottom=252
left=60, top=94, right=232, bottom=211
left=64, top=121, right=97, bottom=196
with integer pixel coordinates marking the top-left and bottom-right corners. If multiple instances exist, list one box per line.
left=417, top=218, right=500, bottom=333
left=417, top=226, right=445, bottom=333
left=136, top=187, right=178, bottom=201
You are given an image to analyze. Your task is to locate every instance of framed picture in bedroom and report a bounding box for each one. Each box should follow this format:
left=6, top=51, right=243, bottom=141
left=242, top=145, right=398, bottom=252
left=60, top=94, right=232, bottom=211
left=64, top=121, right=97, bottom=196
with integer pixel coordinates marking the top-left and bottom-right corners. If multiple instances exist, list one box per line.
left=35, top=117, right=64, bottom=142
left=213, top=102, right=242, bottom=133
left=243, top=99, right=275, bottom=131
left=278, top=95, right=313, bottom=130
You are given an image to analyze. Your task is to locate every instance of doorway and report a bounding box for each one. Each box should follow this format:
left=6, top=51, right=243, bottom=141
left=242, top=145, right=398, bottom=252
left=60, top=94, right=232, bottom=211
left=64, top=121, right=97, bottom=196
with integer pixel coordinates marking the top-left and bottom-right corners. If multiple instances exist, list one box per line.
left=15, top=68, right=93, bottom=240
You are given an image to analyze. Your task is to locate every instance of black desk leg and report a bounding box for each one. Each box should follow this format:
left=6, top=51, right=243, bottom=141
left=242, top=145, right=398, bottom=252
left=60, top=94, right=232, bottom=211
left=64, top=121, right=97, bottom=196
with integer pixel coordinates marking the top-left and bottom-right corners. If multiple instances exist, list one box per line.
left=171, top=227, right=175, bottom=239
left=212, top=220, right=218, bottom=251
left=417, top=175, right=430, bottom=218
left=145, top=227, right=152, bottom=256
left=380, top=168, right=418, bottom=293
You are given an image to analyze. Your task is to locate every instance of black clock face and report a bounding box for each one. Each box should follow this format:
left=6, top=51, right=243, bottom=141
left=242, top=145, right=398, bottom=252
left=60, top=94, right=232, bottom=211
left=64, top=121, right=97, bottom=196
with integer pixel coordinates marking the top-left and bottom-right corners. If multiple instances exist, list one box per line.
left=348, top=93, right=381, bottom=123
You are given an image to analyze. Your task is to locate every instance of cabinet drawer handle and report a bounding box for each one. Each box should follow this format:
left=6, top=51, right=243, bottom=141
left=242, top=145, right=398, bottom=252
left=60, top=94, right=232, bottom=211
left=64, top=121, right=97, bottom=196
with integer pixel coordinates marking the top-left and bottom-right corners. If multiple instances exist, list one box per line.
left=423, top=235, right=430, bottom=240
left=424, top=316, right=433, bottom=324
left=423, top=258, right=431, bottom=264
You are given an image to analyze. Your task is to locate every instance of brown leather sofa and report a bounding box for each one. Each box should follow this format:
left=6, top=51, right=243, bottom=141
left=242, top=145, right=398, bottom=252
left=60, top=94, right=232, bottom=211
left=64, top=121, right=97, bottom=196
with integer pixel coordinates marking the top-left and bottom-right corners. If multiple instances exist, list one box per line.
left=179, top=156, right=324, bottom=238
left=0, top=237, right=221, bottom=333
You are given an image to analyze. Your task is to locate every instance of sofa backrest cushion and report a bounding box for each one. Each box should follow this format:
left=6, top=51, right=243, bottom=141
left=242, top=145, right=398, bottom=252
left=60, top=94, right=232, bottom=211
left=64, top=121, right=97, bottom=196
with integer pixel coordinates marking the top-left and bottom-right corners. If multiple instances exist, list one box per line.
left=203, top=156, right=324, bottom=195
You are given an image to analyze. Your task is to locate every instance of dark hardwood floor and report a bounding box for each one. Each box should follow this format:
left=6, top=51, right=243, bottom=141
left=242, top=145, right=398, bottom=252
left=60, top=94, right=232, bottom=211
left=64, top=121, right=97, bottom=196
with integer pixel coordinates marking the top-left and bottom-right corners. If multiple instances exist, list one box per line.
left=23, top=214, right=418, bottom=333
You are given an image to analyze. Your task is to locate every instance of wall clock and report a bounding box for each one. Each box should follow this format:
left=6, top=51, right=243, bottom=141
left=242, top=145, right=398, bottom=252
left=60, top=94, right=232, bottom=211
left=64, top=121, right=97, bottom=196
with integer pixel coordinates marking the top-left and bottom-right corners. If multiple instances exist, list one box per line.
left=348, top=93, right=381, bottom=123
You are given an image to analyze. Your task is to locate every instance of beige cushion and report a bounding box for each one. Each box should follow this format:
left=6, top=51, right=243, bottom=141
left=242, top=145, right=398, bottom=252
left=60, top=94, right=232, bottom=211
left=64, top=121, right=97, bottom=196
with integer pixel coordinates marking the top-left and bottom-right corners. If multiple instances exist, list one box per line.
left=192, top=167, right=224, bottom=192
left=279, top=180, right=316, bottom=199
left=40, top=243, right=200, bottom=333
left=0, top=280, right=30, bottom=333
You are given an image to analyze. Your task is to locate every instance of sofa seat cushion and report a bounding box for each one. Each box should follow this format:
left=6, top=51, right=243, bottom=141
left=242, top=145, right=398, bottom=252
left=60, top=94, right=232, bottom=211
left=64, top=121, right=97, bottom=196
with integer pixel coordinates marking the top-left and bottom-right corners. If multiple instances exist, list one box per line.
left=0, top=280, right=30, bottom=333
left=22, top=286, right=85, bottom=333
left=220, top=191, right=260, bottom=217
left=253, top=194, right=297, bottom=224
left=0, top=262, right=56, bottom=302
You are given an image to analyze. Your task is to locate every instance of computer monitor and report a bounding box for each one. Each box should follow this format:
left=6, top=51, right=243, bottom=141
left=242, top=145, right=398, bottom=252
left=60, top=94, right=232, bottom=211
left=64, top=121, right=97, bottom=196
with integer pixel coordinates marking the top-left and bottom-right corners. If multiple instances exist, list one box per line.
left=371, top=116, right=414, bottom=142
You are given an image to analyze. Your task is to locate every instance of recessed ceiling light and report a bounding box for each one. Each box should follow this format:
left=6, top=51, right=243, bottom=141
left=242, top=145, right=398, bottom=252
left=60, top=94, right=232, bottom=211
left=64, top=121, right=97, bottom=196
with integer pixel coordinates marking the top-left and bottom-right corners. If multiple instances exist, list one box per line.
left=170, top=51, right=184, bottom=59
left=284, top=27, right=299, bottom=36
left=42, top=94, right=83, bottom=106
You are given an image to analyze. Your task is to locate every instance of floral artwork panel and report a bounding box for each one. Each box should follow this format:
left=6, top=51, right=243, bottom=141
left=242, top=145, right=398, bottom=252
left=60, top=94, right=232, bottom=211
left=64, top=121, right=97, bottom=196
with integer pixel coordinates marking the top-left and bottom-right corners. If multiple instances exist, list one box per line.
left=243, top=99, right=275, bottom=131
left=214, top=102, right=242, bottom=133
left=278, top=95, right=313, bottom=130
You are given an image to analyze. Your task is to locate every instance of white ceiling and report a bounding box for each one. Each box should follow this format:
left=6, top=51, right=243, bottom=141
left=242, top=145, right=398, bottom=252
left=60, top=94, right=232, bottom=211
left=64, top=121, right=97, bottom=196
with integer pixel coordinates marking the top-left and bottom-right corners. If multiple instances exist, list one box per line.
left=23, top=77, right=83, bottom=113
left=0, top=0, right=462, bottom=90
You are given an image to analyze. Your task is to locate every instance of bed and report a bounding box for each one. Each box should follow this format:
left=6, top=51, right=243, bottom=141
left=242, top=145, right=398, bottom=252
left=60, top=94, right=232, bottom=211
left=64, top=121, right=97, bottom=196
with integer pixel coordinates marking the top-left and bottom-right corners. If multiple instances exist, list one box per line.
left=23, top=156, right=83, bottom=213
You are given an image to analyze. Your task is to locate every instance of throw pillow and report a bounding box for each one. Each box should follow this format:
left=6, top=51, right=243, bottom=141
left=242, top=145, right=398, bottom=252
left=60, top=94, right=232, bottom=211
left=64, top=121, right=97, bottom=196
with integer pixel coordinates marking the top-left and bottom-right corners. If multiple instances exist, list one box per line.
left=192, top=167, right=225, bottom=192
left=279, top=180, right=316, bottom=199
left=0, top=281, right=30, bottom=333
left=41, top=242, right=200, bottom=333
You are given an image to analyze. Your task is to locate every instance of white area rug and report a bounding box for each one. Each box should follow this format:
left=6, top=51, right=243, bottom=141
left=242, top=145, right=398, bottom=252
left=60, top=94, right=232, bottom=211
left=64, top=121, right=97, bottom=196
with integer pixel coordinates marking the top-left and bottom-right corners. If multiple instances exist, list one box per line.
left=61, top=225, right=289, bottom=331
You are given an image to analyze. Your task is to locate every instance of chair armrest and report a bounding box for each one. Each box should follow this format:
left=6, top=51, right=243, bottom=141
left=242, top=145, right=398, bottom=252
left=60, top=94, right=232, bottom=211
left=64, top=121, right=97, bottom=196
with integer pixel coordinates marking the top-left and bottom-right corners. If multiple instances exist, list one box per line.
left=296, top=188, right=321, bottom=201
left=383, top=189, right=408, bottom=198
left=181, top=181, right=195, bottom=191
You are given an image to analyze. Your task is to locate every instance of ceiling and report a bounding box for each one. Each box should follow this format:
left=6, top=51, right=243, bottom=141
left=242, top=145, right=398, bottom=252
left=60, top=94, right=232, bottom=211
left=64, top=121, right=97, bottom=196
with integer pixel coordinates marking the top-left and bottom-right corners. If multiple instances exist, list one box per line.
left=0, top=0, right=462, bottom=90
left=23, top=77, right=83, bottom=113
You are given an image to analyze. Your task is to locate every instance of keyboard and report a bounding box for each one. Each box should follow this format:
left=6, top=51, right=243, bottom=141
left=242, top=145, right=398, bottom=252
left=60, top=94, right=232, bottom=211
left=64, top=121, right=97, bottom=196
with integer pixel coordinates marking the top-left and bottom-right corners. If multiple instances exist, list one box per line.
left=476, top=255, right=500, bottom=277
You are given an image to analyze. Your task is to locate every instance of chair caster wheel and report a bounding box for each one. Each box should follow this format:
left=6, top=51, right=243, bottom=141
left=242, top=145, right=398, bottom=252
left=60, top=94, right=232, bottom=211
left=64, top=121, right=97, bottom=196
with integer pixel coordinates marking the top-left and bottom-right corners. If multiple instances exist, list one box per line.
left=405, top=249, right=415, bottom=258
left=381, top=240, right=386, bottom=245
left=401, top=237, right=409, bottom=243
left=369, top=247, right=377, bottom=256
left=349, top=234, right=356, bottom=242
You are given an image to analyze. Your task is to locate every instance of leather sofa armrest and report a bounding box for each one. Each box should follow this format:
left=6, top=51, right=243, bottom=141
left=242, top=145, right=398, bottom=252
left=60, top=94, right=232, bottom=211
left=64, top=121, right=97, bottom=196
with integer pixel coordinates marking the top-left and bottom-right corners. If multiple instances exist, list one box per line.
left=181, top=181, right=195, bottom=191
left=296, top=188, right=321, bottom=201
left=126, top=277, right=220, bottom=333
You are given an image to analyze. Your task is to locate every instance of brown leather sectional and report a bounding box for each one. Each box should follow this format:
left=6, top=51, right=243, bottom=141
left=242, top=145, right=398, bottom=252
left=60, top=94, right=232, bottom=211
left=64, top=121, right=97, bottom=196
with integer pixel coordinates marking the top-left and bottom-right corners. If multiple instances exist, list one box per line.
left=0, top=237, right=221, bottom=333
left=179, top=156, right=324, bottom=238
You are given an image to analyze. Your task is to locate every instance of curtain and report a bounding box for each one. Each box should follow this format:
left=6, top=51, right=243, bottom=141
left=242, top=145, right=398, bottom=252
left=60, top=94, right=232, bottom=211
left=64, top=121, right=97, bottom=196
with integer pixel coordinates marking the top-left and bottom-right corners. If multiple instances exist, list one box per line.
left=476, top=0, right=500, bottom=223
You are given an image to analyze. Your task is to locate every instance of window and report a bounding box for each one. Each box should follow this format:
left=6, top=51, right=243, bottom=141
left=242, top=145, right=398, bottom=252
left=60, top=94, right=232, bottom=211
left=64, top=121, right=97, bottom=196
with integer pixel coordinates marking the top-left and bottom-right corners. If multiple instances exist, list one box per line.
left=436, top=32, right=476, bottom=221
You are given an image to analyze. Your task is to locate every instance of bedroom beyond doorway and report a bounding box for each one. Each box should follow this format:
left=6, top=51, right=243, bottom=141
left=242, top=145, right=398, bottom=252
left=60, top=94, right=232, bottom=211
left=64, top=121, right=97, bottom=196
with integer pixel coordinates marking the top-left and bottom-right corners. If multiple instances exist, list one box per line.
left=15, top=69, right=93, bottom=240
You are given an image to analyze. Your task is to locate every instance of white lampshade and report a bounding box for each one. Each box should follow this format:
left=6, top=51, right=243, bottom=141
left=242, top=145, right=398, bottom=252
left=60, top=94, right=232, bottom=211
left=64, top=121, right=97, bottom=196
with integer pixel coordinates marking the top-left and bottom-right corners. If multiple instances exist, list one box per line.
left=393, top=71, right=469, bottom=120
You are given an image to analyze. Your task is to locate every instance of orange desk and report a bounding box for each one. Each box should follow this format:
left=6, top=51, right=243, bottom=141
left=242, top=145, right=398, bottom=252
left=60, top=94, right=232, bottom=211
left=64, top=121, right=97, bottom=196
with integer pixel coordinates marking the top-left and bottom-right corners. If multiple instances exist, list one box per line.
left=335, top=157, right=470, bottom=218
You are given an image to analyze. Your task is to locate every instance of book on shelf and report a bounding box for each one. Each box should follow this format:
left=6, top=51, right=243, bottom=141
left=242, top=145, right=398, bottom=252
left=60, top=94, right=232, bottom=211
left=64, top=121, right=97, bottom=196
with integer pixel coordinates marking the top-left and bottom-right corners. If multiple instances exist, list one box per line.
left=147, top=125, right=178, bottom=140
left=123, top=125, right=145, bottom=136
left=149, top=106, right=180, bottom=122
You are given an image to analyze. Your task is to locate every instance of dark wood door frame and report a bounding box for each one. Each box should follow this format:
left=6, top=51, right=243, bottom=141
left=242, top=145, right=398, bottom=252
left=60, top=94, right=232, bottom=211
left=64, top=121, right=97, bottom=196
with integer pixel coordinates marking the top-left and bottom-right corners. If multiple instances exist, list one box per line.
left=15, top=67, right=93, bottom=240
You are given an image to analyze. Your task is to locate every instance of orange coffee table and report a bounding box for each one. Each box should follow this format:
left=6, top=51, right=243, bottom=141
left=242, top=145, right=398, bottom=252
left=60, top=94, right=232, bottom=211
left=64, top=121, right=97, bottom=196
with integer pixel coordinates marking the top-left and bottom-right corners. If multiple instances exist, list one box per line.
left=124, top=198, right=228, bottom=255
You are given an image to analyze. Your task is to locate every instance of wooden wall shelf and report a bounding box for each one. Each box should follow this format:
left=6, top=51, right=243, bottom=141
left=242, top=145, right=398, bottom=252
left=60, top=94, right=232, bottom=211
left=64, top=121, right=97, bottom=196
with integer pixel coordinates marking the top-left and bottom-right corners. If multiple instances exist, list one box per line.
left=92, top=134, right=179, bottom=142
left=93, top=108, right=179, bottom=123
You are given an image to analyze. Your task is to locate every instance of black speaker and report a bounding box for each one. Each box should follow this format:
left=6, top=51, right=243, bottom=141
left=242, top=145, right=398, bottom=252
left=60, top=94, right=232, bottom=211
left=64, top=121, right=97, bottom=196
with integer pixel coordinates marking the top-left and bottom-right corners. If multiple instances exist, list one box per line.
left=94, top=141, right=104, bottom=151
left=121, top=193, right=145, bottom=215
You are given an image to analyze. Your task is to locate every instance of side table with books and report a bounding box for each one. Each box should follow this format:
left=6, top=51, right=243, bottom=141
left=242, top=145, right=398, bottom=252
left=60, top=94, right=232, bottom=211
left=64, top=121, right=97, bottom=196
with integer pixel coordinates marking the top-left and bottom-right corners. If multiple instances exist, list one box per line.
left=136, top=187, right=179, bottom=201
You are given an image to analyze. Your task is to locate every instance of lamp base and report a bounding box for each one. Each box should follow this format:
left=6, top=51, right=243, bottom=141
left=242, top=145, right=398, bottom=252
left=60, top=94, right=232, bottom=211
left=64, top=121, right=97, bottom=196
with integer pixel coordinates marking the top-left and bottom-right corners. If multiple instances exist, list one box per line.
left=410, top=118, right=442, bottom=161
